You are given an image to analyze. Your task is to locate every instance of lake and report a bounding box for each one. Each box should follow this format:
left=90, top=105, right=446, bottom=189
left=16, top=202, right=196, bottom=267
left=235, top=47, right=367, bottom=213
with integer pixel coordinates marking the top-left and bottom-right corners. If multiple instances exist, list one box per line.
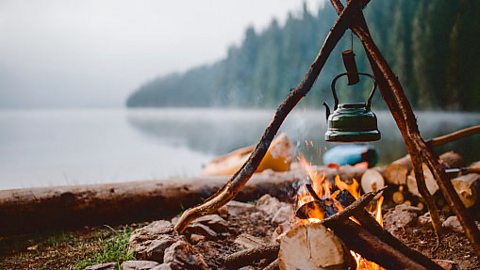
left=0, top=108, right=479, bottom=190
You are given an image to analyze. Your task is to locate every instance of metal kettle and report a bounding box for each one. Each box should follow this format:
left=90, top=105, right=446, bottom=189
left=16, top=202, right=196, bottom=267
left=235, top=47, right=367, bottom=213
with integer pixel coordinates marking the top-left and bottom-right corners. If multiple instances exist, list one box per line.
left=323, top=72, right=381, bottom=142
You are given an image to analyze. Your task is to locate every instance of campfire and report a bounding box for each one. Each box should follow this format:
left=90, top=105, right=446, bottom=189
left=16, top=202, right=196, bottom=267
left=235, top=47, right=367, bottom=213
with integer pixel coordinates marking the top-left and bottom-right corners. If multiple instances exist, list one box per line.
left=293, top=155, right=385, bottom=270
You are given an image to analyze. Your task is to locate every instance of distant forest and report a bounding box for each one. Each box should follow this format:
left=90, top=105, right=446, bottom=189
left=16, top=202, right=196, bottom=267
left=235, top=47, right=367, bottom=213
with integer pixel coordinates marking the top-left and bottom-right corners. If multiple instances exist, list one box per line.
left=127, top=1, right=480, bottom=111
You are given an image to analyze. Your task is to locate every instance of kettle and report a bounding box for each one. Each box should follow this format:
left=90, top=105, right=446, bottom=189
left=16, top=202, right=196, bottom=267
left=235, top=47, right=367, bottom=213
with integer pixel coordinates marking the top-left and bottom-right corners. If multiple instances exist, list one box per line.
left=323, top=72, right=381, bottom=142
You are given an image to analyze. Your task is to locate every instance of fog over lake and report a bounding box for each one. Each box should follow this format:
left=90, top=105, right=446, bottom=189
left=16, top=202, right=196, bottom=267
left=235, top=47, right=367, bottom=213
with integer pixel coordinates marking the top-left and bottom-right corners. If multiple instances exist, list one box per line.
left=0, top=108, right=478, bottom=190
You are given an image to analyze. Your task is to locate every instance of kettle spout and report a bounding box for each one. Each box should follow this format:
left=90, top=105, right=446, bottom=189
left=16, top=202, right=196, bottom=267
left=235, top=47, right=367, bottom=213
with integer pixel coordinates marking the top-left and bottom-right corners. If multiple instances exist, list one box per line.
left=323, top=102, right=331, bottom=121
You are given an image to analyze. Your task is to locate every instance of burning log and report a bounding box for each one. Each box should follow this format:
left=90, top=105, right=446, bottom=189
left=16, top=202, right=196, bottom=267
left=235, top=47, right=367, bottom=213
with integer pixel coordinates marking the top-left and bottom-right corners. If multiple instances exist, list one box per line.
left=278, top=223, right=355, bottom=270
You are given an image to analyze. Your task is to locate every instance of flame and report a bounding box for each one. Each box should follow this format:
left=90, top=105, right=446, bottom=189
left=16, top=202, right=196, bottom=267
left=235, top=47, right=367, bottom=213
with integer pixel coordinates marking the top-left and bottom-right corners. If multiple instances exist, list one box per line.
left=296, top=155, right=384, bottom=270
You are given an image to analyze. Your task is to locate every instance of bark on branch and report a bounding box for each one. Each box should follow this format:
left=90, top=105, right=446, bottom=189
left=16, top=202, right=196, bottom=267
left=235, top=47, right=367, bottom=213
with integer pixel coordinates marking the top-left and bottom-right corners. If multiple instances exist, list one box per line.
left=328, top=0, right=480, bottom=256
left=174, top=0, right=370, bottom=234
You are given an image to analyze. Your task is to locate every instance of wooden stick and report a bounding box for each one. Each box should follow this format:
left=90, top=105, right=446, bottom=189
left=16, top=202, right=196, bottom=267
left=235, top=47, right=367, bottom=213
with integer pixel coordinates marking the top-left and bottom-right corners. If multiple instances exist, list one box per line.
left=263, top=259, right=279, bottom=270
left=328, top=0, right=480, bottom=256
left=174, top=0, right=370, bottom=234
left=427, top=125, right=480, bottom=147
left=331, top=219, right=429, bottom=270
left=353, top=210, right=444, bottom=270
left=225, top=245, right=279, bottom=269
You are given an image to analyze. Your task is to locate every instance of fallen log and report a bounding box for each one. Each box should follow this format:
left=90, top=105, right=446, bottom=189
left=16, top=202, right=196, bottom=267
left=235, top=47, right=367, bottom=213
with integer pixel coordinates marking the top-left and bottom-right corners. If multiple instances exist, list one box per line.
left=0, top=171, right=300, bottom=236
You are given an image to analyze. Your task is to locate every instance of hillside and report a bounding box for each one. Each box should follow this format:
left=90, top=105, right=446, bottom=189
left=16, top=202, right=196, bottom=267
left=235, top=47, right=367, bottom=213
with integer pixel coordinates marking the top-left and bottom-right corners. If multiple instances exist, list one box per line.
left=127, top=1, right=480, bottom=111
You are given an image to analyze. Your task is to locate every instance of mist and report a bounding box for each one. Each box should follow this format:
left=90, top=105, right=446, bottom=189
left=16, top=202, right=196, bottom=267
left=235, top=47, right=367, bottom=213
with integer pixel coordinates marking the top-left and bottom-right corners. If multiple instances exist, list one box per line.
left=0, top=0, right=323, bottom=109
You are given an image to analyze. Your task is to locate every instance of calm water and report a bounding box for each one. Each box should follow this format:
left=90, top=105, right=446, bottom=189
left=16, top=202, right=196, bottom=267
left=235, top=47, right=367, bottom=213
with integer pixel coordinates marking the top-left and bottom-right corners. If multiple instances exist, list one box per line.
left=0, top=108, right=479, bottom=190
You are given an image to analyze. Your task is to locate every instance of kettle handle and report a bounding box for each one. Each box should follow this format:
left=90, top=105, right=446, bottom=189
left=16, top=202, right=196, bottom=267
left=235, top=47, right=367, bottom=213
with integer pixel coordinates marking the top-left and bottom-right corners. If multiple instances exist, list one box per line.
left=330, top=72, right=377, bottom=110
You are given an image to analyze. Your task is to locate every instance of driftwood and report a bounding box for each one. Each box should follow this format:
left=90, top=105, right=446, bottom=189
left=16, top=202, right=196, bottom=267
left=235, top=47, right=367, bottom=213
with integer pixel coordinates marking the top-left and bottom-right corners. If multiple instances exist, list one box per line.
left=0, top=172, right=299, bottom=236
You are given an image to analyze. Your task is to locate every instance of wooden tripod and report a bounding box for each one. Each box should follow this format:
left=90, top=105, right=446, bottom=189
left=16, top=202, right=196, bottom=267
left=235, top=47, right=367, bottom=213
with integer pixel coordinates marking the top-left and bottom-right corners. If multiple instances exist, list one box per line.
left=174, top=0, right=480, bottom=257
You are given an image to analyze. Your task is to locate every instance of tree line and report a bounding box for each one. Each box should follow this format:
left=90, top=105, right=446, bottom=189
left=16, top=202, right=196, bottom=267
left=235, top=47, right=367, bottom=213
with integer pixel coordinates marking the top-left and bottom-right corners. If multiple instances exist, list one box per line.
left=127, top=0, right=480, bottom=111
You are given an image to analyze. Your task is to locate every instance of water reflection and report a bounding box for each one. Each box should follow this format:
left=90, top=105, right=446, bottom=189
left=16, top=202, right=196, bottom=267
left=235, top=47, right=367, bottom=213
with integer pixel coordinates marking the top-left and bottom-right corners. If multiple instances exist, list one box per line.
left=126, top=109, right=480, bottom=165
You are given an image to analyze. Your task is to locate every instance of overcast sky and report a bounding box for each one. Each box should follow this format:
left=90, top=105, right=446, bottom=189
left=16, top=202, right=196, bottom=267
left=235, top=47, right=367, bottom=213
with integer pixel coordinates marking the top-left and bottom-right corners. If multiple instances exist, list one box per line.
left=0, top=0, right=323, bottom=109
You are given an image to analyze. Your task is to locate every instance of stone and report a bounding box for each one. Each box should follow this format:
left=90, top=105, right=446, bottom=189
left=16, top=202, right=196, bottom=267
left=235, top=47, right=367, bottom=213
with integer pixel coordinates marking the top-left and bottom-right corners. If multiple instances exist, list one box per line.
left=222, top=200, right=255, bottom=216
left=189, top=233, right=206, bottom=243
left=443, top=216, right=463, bottom=233
left=184, top=223, right=217, bottom=239
left=418, top=211, right=445, bottom=226
left=128, top=220, right=182, bottom=262
left=234, top=233, right=266, bottom=249
left=383, top=204, right=420, bottom=233
left=256, top=194, right=293, bottom=225
left=162, top=240, right=209, bottom=270
left=129, top=220, right=174, bottom=244
left=271, top=205, right=294, bottom=225
left=256, top=195, right=283, bottom=216
left=121, top=260, right=160, bottom=270
left=85, top=262, right=116, bottom=270
left=194, top=214, right=228, bottom=232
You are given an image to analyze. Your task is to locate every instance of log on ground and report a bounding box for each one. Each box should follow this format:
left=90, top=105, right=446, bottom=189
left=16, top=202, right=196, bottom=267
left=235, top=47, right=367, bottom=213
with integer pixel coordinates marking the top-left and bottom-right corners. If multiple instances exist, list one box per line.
left=0, top=171, right=300, bottom=236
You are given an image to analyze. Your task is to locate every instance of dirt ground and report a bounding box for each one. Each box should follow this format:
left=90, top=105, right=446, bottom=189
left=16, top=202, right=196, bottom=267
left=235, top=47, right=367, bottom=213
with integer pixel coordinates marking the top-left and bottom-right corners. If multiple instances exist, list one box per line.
left=1, top=201, right=479, bottom=270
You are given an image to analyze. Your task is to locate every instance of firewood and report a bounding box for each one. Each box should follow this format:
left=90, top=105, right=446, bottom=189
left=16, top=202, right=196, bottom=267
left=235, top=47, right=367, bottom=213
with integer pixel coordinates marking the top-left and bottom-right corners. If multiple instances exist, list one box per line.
left=383, top=155, right=411, bottom=185
left=278, top=223, right=355, bottom=270
left=451, top=173, right=479, bottom=208
left=225, top=245, right=279, bottom=269
left=384, top=151, right=463, bottom=187
left=407, top=163, right=439, bottom=197
left=361, top=168, right=385, bottom=193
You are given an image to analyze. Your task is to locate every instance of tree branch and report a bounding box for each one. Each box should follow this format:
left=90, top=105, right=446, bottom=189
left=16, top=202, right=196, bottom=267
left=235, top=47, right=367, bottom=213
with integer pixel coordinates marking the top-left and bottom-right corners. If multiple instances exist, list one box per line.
left=427, top=125, right=480, bottom=147
left=328, top=0, right=480, bottom=256
left=174, top=0, right=370, bottom=234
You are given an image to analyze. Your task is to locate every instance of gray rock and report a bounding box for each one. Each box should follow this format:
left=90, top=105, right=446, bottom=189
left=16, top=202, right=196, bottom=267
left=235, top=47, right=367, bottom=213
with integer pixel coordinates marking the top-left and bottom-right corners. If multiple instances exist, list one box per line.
left=163, top=240, right=209, bottom=270
left=443, top=216, right=463, bottom=233
left=128, top=220, right=182, bottom=262
left=271, top=205, right=293, bottom=225
left=143, top=235, right=180, bottom=262
left=383, top=204, right=420, bottom=233
left=185, top=223, right=217, bottom=239
left=195, top=214, right=228, bottom=232
left=85, top=262, right=116, bottom=270
left=129, top=220, right=174, bottom=244
left=222, top=200, right=255, bottom=216
left=121, top=260, right=160, bottom=270
left=256, top=195, right=283, bottom=216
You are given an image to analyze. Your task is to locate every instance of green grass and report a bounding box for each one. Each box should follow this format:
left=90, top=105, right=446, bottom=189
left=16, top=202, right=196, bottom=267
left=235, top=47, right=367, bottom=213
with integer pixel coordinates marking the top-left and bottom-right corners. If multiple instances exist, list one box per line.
left=73, top=227, right=135, bottom=270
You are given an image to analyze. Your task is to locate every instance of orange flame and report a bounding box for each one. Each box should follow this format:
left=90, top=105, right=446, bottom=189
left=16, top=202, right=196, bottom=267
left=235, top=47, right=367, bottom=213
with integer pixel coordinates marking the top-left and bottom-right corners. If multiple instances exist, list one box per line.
left=297, top=155, right=384, bottom=270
